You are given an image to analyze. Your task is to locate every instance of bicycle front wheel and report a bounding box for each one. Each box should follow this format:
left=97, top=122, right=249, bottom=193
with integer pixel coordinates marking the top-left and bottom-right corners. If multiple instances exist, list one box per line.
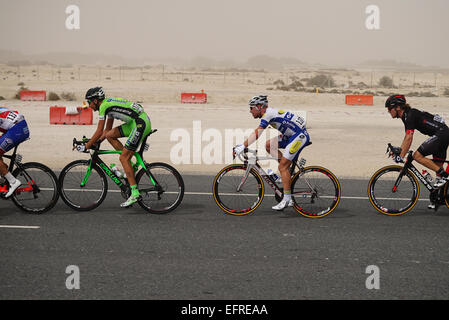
left=368, top=165, right=419, bottom=215
left=291, top=166, right=341, bottom=218
left=11, top=162, right=59, bottom=214
left=59, top=160, right=108, bottom=211
left=136, top=162, right=184, bottom=214
left=212, top=164, right=264, bottom=215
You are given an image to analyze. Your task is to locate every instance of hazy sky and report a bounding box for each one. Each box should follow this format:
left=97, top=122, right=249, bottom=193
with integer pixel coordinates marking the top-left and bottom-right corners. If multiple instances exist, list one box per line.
left=1, top=0, right=448, bottom=67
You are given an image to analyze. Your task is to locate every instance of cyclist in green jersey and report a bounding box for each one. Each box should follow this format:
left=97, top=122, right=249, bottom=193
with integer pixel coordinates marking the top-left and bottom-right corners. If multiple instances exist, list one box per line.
left=78, top=87, right=152, bottom=207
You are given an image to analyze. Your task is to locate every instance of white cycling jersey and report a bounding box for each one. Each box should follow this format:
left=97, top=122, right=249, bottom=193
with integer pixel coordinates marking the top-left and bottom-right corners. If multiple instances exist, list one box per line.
left=259, top=107, right=306, bottom=138
left=0, top=107, right=25, bottom=133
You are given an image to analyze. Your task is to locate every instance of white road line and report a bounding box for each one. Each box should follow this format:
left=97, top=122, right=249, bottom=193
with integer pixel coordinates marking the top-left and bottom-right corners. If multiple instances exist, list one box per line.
left=0, top=225, right=40, bottom=229
left=62, top=189, right=431, bottom=202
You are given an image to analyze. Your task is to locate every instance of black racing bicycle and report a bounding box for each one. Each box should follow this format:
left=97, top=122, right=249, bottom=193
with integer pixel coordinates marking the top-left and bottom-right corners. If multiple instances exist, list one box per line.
left=368, top=143, right=449, bottom=215
left=212, top=143, right=341, bottom=218
left=0, top=144, right=59, bottom=213
left=58, top=129, right=184, bottom=213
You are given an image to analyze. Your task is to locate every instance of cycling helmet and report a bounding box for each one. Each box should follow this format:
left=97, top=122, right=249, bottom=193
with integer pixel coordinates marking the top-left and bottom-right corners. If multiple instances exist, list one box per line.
left=85, top=87, right=105, bottom=101
left=385, top=94, right=406, bottom=109
left=249, top=95, right=268, bottom=107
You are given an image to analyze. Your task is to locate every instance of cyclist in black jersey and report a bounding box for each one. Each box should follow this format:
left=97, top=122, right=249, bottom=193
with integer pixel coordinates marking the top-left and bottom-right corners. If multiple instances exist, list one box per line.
left=385, top=95, right=449, bottom=197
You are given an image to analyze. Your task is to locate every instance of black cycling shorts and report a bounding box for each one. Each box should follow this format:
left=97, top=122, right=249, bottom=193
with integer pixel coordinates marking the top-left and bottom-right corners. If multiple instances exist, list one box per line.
left=417, top=130, right=449, bottom=162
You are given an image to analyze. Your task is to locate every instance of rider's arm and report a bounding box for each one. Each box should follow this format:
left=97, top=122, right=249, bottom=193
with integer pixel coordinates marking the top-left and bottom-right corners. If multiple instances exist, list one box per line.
left=85, top=119, right=105, bottom=149
left=243, top=126, right=265, bottom=147
left=399, top=131, right=414, bottom=158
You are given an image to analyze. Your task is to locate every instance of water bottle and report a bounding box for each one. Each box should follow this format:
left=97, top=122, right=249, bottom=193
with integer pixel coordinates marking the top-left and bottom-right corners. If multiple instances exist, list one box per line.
left=267, top=169, right=280, bottom=183
left=110, top=163, right=123, bottom=178
left=422, top=170, right=433, bottom=184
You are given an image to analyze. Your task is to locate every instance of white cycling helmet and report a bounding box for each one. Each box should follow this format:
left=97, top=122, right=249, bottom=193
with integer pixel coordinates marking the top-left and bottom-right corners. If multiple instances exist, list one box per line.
left=249, top=95, right=268, bottom=107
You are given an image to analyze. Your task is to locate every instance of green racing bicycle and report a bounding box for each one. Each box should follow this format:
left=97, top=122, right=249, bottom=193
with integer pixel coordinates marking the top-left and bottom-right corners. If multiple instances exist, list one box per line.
left=58, top=129, right=184, bottom=213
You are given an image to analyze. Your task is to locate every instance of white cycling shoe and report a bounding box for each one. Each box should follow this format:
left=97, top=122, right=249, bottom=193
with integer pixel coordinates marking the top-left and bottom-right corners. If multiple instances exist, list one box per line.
left=272, top=198, right=294, bottom=211
left=120, top=194, right=140, bottom=208
left=433, top=176, right=449, bottom=189
left=5, top=179, right=21, bottom=198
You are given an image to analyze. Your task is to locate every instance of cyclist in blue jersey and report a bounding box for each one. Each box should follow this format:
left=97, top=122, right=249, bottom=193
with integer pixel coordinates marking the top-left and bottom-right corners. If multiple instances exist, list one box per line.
left=0, top=107, right=30, bottom=197
left=234, top=95, right=310, bottom=211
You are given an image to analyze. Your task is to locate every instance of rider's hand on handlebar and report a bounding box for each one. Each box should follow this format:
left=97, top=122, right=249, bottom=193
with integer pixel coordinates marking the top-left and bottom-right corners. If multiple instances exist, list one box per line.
left=75, top=144, right=89, bottom=153
left=392, top=154, right=404, bottom=163
left=233, top=144, right=245, bottom=156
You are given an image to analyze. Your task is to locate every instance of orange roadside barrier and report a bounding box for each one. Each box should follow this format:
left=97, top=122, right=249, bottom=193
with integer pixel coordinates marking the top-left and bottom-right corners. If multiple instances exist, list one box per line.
left=20, top=90, right=46, bottom=101
left=345, top=95, right=373, bottom=105
left=49, top=106, right=93, bottom=125
left=181, top=92, right=207, bottom=104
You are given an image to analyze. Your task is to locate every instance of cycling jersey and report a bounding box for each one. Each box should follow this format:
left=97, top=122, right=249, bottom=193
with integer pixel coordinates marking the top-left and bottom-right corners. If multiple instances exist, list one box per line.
left=259, top=108, right=306, bottom=138
left=401, top=108, right=449, bottom=161
left=0, top=107, right=25, bottom=133
left=260, top=107, right=309, bottom=161
left=98, top=97, right=145, bottom=122
left=401, top=108, right=448, bottom=136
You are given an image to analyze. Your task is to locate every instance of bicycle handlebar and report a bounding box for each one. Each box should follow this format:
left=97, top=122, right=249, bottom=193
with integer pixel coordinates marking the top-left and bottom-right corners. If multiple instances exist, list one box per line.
left=73, top=136, right=100, bottom=151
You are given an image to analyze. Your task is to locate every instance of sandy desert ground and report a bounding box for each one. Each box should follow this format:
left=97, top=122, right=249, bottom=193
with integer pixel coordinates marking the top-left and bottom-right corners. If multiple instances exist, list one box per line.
left=1, top=65, right=448, bottom=179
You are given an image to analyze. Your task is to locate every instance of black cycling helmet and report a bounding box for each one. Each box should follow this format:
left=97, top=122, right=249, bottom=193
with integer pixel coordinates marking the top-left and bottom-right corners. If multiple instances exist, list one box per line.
left=85, top=87, right=105, bottom=101
left=385, top=94, right=406, bottom=109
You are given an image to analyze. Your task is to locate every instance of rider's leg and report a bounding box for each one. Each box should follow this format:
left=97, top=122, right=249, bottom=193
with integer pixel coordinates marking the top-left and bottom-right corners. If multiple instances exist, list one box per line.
left=416, top=138, right=449, bottom=188
left=120, top=114, right=152, bottom=207
left=0, top=132, right=23, bottom=197
left=278, top=157, right=293, bottom=196
left=105, top=127, right=124, bottom=151
left=265, top=137, right=282, bottom=160
left=413, top=151, right=443, bottom=172
left=120, top=148, right=137, bottom=186
left=272, top=132, right=310, bottom=211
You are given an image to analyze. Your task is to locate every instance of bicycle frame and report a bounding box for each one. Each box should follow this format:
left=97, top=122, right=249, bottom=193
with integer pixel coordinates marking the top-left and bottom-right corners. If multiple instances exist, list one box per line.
left=0, top=146, right=38, bottom=195
left=397, top=151, right=449, bottom=193
left=76, top=132, right=162, bottom=196
left=236, top=149, right=306, bottom=199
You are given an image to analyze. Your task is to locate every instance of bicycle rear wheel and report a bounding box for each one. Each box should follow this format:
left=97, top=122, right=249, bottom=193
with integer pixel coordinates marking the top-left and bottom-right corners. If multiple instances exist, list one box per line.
left=212, top=164, right=264, bottom=215
left=368, top=165, right=419, bottom=215
left=11, top=162, right=59, bottom=214
left=136, top=162, right=184, bottom=214
left=59, top=160, right=108, bottom=211
left=291, top=166, right=341, bottom=218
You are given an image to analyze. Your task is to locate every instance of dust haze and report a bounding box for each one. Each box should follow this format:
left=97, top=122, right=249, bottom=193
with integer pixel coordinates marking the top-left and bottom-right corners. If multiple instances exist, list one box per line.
left=0, top=0, right=448, bottom=68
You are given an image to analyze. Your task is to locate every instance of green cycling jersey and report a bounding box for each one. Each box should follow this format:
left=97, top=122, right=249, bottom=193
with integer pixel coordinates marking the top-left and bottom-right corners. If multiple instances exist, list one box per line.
left=98, top=97, right=145, bottom=122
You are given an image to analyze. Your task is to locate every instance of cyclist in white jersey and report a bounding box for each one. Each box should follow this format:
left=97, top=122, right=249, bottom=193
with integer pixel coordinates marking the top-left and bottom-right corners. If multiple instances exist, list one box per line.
left=234, top=95, right=310, bottom=211
left=0, top=107, right=30, bottom=197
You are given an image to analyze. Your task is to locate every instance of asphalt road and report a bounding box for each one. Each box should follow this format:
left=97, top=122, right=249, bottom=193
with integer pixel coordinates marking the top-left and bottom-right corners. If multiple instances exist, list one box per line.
left=1, top=175, right=448, bottom=300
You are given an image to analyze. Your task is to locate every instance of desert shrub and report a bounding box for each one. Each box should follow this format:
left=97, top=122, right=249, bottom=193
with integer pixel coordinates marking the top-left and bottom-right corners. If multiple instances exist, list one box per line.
left=17, top=82, right=25, bottom=86
left=378, top=76, right=394, bottom=88
left=357, top=82, right=369, bottom=89
left=443, top=88, right=449, bottom=96
left=14, top=86, right=29, bottom=99
left=273, top=79, right=285, bottom=86
left=287, top=80, right=304, bottom=91
left=306, top=74, right=335, bottom=87
left=48, top=92, right=60, bottom=101
left=61, top=92, right=76, bottom=101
